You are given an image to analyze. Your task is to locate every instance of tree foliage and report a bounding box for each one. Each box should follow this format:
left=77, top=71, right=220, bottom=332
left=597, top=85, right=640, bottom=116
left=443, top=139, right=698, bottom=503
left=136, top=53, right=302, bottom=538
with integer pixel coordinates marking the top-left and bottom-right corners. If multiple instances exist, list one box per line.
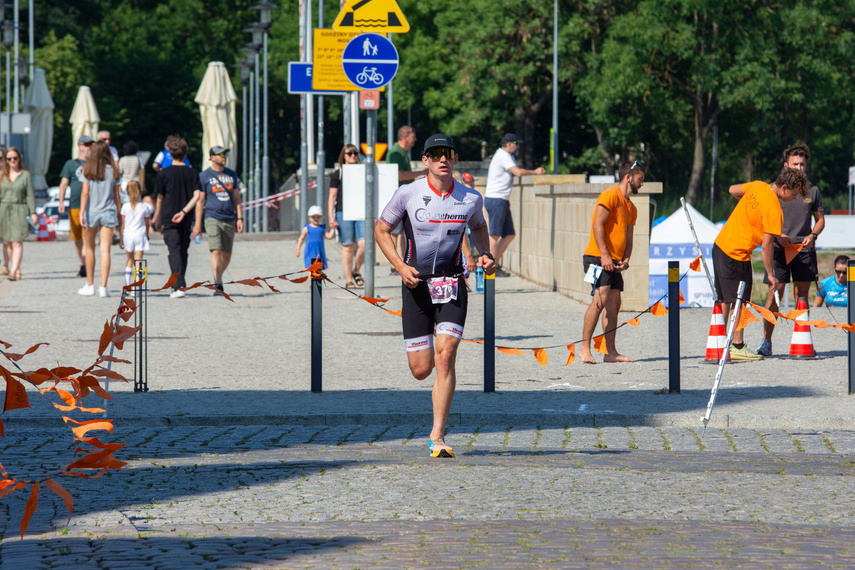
left=25, top=0, right=855, bottom=215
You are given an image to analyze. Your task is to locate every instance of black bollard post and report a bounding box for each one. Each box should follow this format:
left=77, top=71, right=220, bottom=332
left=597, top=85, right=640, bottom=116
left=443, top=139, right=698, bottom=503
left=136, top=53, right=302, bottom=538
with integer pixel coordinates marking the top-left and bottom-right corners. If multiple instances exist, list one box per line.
left=311, top=273, right=323, bottom=393
left=484, top=272, right=496, bottom=393
left=668, top=261, right=680, bottom=394
left=849, top=260, right=854, bottom=395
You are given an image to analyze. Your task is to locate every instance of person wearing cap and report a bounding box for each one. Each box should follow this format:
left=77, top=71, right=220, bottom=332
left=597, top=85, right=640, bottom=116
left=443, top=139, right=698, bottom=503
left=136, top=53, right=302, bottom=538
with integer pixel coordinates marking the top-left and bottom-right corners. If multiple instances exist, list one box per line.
left=579, top=160, right=644, bottom=364
left=194, top=146, right=245, bottom=294
left=376, top=133, right=495, bottom=459
left=152, top=136, right=203, bottom=299
left=58, top=135, right=94, bottom=278
left=296, top=205, right=335, bottom=270
left=484, top=133, right=546, bottom=276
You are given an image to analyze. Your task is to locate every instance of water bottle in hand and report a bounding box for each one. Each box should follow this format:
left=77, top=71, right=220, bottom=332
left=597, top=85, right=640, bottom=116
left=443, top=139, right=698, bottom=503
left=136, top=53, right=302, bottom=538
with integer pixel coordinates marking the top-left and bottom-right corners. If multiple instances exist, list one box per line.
left=475, top=267, right=484, bottom=292
left=194, top=233, right=202, bottom=245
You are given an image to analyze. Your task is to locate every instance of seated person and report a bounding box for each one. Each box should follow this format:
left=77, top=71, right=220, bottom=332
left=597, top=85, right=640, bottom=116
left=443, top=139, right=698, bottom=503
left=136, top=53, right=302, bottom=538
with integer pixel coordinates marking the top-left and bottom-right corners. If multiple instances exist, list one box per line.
left=813, top=254, right=849, bottom=307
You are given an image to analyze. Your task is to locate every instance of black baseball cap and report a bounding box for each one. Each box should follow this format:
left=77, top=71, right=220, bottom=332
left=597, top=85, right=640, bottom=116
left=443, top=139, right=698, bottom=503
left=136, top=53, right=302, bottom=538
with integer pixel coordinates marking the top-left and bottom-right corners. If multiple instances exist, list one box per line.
left=501, top=133, right=523, bottom=146
left=423, top=133, right=456, bottom=155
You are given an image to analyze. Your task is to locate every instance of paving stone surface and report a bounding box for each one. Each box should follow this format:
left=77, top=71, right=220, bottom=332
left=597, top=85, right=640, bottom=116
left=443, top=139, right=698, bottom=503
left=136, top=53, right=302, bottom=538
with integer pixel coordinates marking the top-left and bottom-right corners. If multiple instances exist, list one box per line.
left=1, top=235, right=854, bottom=566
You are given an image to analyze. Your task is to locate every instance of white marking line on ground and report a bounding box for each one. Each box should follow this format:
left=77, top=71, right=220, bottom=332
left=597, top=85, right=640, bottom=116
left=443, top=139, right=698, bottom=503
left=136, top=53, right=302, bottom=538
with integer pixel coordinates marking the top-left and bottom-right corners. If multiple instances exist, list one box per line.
left=546, top=383, right=586, bottom=389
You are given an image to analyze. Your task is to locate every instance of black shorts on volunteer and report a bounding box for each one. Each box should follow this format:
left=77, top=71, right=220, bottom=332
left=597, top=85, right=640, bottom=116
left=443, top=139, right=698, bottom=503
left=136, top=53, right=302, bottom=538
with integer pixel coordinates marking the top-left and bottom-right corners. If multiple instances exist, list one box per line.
left=712, top=243, right=752, bottom=304
left=582, top=254, right=624, bottom=293
left=402, top=279, right=468, bottom=351
left=762, top=246, right=818, bottom=285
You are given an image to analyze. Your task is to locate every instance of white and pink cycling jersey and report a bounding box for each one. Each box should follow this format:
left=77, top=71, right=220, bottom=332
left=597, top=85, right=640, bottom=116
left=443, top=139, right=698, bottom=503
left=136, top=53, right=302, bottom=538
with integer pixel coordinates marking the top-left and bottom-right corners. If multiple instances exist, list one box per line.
left=379, top=176, right=486, bottom=278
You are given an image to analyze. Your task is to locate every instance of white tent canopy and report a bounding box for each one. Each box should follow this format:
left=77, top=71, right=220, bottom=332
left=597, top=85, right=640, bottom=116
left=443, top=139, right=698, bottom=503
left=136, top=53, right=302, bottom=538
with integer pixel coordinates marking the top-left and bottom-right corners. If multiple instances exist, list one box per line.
left=23, top=69, right=54, bottom=191
left=69, top=86, right=99, bottom=160
left=194, top=62, right=237, bottom=172
left=649, top=202, right=721, bottom=307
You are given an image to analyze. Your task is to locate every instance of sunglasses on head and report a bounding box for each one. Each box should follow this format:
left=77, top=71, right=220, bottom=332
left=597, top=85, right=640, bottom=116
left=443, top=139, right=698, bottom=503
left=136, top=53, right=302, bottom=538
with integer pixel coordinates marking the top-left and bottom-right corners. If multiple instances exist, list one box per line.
left=425, top=147, right=456, bottom=161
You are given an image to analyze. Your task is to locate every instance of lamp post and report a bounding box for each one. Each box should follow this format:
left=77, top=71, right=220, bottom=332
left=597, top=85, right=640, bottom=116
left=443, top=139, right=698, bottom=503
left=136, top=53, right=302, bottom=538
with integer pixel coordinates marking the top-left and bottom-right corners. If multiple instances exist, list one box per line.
left=252, top=0, right=278, bottom=233
left=2, top=17, right=14, bottom=149
left=234, top=59, right=252, bottom=199
left=240, top=43, right=258, bottom=232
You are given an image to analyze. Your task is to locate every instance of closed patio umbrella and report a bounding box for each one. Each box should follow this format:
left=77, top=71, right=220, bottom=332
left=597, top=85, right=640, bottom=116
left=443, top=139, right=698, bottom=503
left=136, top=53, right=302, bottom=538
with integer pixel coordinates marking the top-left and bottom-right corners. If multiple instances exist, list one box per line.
left=69, top=86, right=99, bottom=160
left=194, top=61, right=237, bottom=171
left=23, top=69, right=55, bottom=191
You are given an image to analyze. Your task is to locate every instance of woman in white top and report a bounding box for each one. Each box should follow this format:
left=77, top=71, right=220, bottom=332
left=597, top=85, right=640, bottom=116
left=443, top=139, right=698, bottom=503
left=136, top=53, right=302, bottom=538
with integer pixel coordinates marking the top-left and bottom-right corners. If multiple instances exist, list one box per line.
left=118, top=140, right=142, bottom=205
left=120, top=180, right=152, bottom=286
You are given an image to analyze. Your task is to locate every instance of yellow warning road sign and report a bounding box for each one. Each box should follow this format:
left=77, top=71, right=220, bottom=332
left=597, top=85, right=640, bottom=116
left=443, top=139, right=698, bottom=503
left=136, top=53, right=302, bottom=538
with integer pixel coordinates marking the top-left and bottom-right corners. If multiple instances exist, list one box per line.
left=332, top=0, right=409, bottom=34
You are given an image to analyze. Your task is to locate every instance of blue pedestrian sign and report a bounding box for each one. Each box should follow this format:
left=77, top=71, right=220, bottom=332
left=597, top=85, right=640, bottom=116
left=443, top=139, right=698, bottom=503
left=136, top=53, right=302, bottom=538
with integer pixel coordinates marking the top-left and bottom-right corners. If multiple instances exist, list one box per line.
left=341, top=33, right=398, bottom=89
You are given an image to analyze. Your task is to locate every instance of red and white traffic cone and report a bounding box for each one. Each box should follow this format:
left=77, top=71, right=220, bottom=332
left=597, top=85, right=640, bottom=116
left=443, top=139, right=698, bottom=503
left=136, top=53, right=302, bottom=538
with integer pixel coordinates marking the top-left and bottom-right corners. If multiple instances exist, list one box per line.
left=788, top=297, right=818, bottom=359
left=704, top=302, right=729, bottom=362
left=36, top=213, right=55, bottom=241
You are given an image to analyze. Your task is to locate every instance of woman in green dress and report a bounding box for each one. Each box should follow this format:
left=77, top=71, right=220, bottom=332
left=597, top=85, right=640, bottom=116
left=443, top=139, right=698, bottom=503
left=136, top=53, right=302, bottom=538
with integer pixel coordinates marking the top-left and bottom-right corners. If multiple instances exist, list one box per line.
left=0, top=147, right=36, bottom=281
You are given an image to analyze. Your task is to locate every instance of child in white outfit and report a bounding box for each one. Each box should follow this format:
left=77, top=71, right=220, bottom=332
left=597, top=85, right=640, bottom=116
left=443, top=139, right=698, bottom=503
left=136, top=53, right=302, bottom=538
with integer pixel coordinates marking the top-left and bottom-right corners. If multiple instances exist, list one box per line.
left=120, top=181, right=153, bottom=286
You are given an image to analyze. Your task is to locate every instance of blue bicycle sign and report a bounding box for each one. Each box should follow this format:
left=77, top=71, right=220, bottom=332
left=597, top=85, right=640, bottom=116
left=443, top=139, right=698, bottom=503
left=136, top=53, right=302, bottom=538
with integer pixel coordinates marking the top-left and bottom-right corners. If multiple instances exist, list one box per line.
left=341, top=33, right=398, bottom=89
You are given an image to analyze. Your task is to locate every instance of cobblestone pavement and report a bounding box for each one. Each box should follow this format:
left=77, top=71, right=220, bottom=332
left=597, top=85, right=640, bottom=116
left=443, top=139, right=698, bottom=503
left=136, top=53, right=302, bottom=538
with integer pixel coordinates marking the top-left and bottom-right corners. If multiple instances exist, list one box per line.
left=1, top=425, right=855, bottom=567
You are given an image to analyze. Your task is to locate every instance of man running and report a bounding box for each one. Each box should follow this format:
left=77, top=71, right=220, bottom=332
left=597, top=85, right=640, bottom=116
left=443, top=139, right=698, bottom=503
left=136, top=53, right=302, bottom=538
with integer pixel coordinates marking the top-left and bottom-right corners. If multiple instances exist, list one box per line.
left=714, top=167, right=809, bottom=360
left=375, top=133, right=495, bottom=458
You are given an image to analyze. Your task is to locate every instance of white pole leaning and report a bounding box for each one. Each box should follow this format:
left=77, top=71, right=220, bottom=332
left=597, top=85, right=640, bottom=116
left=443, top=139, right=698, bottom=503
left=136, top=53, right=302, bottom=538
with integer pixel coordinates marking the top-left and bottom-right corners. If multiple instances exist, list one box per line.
left=702, top=280, right=745, bottom=434
left=681, top=197, right=717, bottom=301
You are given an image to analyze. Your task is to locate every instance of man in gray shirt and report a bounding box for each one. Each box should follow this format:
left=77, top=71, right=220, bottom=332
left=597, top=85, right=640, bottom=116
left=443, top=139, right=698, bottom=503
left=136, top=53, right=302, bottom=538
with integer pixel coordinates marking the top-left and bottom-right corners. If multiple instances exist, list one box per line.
left=756, top=143, right=825, bottom=356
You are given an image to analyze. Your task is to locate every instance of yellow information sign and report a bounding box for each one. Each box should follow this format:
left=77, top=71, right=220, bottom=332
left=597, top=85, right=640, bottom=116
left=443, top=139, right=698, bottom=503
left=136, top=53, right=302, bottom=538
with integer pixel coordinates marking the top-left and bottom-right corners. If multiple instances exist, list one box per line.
left=312, top=29, right=385, bottom=92
left=332, top=0, right=409, bottom=34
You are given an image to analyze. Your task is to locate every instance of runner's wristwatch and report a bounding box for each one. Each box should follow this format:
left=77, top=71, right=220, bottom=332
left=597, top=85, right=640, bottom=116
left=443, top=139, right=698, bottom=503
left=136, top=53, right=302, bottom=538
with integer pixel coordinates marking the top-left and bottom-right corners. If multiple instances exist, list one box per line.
left=480, top=252, right=494, bottom=261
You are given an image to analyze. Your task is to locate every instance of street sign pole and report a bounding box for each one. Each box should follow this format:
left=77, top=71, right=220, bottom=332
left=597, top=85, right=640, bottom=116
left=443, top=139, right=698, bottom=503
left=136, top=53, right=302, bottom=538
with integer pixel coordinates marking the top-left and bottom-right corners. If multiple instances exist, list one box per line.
left=364, top=108, right=377, bottom=298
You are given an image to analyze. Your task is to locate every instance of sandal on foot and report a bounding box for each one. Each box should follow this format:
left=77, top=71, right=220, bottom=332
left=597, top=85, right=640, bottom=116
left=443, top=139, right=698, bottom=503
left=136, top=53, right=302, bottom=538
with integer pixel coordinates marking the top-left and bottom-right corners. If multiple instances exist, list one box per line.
left=429, top=437, right=454, bottom=458
left=345, top=281, right=356, bottom=290
left=353, top=273, right=364, bottom=287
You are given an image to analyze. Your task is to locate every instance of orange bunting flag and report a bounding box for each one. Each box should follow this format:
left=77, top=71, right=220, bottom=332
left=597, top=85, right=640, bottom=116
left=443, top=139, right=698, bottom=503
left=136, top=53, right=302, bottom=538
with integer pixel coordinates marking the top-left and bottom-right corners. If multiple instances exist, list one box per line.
left=45, top=479, right=73, bottom=525
left=289, top=276, right=309, bottom=284
left=747, top=302, right=777, bottom=325
left=235, top=278, right=263, bottom=288
left=689, top=255, right=702, bottom=272
left=779, top=308, right=807, bottom=321
left=565, top=344, right=575, bottom=366
left=623, top=318, right=640, bottom=327
left=2, top=369, right=30, bottom=412
left=1, top=342, right=49, bottom=362
left=152, top=273, right=178, bottom=292
left=122, top=276, right=146, bottom=291
left=497, top=347, right=526, bottom=355
left=784, top=243, right=804, bottom=265
left=0, top=340, right=11, bottom=349
left=258, top=278, right=281, bottom=293
left=304, top=261, right=323, bottom=273
left=533, top=348, right=548, bottom=366
left=362, top=296, right=391, bottom=305
left=736, top=306, right=759, bottom=331
left=63, top=418, right=115, bottom=439
left=650, top=302, right=667, bottom=317
left=0, top=481, right=25, bottom=501
left=835, top=322, right=855, bottom=332
left=20, top=481, right=39, bottom=539
left=385, top=308, right=402, bottom=317
left=593, top=335, right=609, bottom=355
left=679, top=290, right=686, bottom=305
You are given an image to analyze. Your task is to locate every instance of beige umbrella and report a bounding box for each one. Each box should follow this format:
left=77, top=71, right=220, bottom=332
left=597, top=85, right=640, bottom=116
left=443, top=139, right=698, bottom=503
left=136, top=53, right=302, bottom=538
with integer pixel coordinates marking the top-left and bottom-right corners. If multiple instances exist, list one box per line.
left=23, top=69, right=55, bottom=191
left=194, top=61, right=237, bottom=171
left=69, top=86, right=99, bottom=160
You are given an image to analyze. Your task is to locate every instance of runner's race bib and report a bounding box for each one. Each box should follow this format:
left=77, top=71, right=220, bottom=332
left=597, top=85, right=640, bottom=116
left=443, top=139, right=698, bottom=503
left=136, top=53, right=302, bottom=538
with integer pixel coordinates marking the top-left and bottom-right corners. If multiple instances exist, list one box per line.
left=428, top=276, right=458, bottom=305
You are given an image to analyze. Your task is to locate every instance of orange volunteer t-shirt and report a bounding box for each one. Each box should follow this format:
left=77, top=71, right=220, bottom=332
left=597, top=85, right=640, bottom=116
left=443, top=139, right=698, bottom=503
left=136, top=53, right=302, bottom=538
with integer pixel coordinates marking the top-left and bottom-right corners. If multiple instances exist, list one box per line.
left=584, top=186, right=638, bottom=260
left=714, top=181, right=783, bottom=262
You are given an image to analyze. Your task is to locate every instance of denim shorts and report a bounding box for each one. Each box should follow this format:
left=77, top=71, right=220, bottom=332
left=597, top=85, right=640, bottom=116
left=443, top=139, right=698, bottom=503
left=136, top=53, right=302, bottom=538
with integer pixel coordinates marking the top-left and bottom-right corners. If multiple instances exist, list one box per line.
left=87, top=209, right=118, bottom=229
left=484, top=197, right=515, bottom=238
left=335, top=211, right=365, bottom=245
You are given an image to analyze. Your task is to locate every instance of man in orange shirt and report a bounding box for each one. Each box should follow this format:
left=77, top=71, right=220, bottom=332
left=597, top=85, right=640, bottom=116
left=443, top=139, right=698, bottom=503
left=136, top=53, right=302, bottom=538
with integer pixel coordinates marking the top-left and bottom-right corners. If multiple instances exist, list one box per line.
left=579, top=161, right=643, bottom=364
left=713, top=168, right=809, bottom=360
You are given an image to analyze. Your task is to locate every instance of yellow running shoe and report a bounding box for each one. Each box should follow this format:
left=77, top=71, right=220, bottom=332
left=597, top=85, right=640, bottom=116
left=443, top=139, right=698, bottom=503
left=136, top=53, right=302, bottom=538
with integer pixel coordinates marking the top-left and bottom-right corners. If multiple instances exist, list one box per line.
left=429, top=437, right=454, bottom=458
left=729, top=344, right=764, bottom=361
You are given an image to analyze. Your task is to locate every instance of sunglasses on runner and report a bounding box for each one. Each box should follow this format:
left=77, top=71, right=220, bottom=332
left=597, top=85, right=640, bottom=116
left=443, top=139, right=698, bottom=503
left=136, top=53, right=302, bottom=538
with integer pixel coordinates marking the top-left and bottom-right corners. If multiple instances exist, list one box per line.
left=425, top=147, right=456, bottom=161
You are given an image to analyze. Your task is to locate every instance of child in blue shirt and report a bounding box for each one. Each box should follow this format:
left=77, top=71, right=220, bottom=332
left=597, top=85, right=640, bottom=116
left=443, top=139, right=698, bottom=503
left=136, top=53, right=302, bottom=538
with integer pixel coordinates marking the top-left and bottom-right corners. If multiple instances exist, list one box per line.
left=296, top=205, right=335, bottom=269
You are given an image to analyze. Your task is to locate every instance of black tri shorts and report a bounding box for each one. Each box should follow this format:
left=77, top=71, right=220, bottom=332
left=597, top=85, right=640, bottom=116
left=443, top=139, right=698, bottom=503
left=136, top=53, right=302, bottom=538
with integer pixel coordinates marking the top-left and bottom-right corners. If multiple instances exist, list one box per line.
left=712, top=243, right=752, bottom=304
left=582, top=255, right=624, bottom=294
left=763, top=246, right=818, bottom=284
left=402, top=278, right=468, bottom=351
